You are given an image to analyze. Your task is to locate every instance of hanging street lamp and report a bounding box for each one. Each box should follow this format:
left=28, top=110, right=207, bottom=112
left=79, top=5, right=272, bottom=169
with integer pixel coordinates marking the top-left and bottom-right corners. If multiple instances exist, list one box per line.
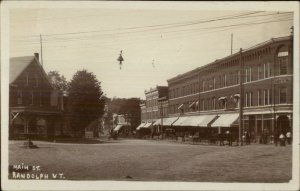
left=117, top=50, right=124, bottom=70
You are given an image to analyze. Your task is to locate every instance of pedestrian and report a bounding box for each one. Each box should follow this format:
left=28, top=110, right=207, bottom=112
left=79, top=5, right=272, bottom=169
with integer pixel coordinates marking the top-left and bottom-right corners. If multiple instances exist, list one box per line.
left=279, top=133, right=285, bottom=146
left=274, top=131, right=279, bottom=146
left=286, top=131, right=292, bottom=144
left=218, top=132, right=224, bottom=146
left=245, top=131, right=251, bottom=145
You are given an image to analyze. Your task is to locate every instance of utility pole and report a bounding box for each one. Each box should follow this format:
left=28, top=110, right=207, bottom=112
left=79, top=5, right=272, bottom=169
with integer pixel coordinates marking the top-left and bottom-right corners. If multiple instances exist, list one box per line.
left=231, top=33, right=233, bottom=55
left=239, top=48, right=244, bottom=146
left=40, top=34, right=43, bottom=67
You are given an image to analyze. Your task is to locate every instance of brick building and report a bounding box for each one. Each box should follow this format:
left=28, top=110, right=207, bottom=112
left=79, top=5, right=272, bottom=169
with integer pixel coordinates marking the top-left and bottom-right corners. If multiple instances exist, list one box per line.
left=139, top=36, right=293, bottom=142
left=165, top=36, right=293, bottom=142
left=137, top=86, right=168, bottom=133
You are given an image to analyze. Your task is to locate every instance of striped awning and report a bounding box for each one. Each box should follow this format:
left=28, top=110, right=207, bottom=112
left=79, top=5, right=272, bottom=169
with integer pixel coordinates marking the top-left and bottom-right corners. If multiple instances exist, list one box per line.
left=142, top=122, right=153, bottom=128
left=163, top=117, right=179, bottom=126
left=211, top=113, right=239, bottom=127
left=136, top=123, right=146, bottom=130
left=113, top=124, right=123, bottom=131
left=153, top=118, right=169, bottom=126
left=172, top=116, right=189, bottom=126
left=180, top=115, right=217, bottom=127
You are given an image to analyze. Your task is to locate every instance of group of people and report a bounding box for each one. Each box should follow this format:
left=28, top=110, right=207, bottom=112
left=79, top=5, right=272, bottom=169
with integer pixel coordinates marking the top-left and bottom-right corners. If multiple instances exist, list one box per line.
left=275, top=131, right=292, bottom=146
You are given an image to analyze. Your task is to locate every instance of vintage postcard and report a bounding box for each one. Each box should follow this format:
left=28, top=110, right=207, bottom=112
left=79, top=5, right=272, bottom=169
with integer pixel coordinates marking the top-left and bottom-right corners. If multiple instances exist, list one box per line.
left=1, top=1, right=299, bottom=191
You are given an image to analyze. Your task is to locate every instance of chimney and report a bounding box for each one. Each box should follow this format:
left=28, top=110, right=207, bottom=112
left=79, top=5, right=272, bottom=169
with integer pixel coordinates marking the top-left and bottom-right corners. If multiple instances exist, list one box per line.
left=34, top=53, right=39, bottom=62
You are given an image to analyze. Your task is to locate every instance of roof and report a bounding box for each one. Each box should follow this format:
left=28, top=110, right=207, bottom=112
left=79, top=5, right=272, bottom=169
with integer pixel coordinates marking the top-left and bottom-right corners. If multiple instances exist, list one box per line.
left=10, top=55, right=54, bottom=88
left=10, top=56, right=35, bottom=84
left=167, top=35, right=292, bottom=83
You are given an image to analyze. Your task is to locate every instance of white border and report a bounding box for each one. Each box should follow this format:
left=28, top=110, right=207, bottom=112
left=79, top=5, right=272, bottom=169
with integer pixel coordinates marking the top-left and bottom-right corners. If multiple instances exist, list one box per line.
left=1, top=1, right=299, bottom=191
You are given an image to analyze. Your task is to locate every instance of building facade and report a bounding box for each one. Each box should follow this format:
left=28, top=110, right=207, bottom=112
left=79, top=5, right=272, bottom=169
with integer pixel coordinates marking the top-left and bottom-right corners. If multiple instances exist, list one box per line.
left=166, top=36, right=293, bottom=141
left=9, top=53, right=64, bottom=139
left=137, top=86, right=168, bottom=131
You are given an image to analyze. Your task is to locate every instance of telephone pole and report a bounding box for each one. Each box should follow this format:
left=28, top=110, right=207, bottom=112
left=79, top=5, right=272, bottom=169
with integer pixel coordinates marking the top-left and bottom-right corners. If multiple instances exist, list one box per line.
left=239, top=48, right=244, bottom=146
left=231, top=33, right=233, bottom=55
left=40, top=34, right=43, bottom=67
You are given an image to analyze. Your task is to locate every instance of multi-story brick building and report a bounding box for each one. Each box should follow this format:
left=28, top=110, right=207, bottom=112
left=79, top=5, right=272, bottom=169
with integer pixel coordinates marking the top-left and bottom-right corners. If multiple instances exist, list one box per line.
left=165, top=36, right=293, bottom=142
left=137, top=86, right=168, bottom=131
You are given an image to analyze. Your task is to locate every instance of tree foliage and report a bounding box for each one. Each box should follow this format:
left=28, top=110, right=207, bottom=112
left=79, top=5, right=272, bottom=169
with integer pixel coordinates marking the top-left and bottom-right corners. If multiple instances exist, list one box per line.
left=47, top=71, right=68, bottom=92
left=68, top=70, right=105, bottom=136
left=106, top=97, right=141, bottom=130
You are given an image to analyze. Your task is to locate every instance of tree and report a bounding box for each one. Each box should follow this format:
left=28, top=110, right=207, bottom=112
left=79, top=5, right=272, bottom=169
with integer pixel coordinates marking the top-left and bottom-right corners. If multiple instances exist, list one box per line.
left=68, top=70, right=105, bottom=137
left=118, top=98, right=141, bottom=131
left=47, top=71, right=68, bottom=91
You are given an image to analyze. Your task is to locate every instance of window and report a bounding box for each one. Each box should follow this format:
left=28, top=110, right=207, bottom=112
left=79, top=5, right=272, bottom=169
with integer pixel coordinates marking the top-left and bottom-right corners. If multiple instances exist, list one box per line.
left=30, top=92, right=34, bottom=105
left=249, top=92, right=253, bottom=106
left=258, top=90, right=262, bottom=106
left=213, top=78, right=216, bottom=89
left=279, top=87, right=287, bottom=104
left=35, top=74, right=39, bottom=87
left=264, top=62, right=270, bottom=78
left=26, top=74, right=29, bottom=86
left=279, top=57, right=288, bottom=75
left=202, top=81, right=206, bottom=91
left=258, top=64, right=264, bottom=79
left=264, top=89, right=269, bottom=105
left=245, top=92, right=248, bottom=107
left=17, top=91, right=22, bottom=105
left=269, top=89, right=272, bottom=105
left=224, top=74, right=227, bottom=87
left=213, top=97, right=216, bottom=110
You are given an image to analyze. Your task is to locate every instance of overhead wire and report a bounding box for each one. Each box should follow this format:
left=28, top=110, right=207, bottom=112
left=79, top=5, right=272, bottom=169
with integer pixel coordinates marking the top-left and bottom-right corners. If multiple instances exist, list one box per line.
left=11, top=14, right=292, bottom=50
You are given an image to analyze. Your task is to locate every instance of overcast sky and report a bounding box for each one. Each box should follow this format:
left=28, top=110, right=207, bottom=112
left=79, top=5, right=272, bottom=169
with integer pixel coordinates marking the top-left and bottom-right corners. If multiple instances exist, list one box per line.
left=10, top=4, right=293, bottom=99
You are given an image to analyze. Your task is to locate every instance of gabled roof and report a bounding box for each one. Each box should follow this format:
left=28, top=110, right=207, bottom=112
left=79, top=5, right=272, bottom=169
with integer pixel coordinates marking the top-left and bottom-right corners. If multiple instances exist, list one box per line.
left=10, top=55, right=53, bottom=89
left=10, top=56, right=35, bottom=84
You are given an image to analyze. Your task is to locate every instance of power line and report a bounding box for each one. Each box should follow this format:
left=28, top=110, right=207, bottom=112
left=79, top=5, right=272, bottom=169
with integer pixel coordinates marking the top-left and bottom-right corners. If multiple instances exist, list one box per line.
left=12, top=15, right=292, bottom=48
left=13, top=11, right=274, bottom=39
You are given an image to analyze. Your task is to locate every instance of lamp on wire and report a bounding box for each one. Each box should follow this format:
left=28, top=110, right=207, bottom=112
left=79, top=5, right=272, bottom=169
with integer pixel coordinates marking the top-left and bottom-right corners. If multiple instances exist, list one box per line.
left=117, top=50, right=124, bottom=70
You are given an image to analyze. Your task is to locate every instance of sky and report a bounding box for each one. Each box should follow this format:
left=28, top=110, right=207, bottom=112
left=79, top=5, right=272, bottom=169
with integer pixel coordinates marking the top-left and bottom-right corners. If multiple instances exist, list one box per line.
left=9, top=5, right=293, bottom=99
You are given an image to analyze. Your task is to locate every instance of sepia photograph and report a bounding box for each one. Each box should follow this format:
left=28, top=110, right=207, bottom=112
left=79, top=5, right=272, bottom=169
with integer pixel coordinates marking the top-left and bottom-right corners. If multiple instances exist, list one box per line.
left=1, top=1, right=299, bottom=190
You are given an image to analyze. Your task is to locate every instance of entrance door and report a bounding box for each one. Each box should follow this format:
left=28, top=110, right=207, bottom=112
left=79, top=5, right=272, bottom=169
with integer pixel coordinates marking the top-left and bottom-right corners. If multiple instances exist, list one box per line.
left=277, top=115, right=290, bottom=134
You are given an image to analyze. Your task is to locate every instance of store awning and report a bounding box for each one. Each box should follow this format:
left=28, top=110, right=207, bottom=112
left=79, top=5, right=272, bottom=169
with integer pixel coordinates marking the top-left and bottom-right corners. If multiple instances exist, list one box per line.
left=211, top=113, right=239, bottom=128
left=199, top=115, right=218, bottom=127
left=136, top=123, right=146, bottom=130
left=189, top=102, right=196, bottom=109
left=113, top=124, right=123, bottom=131
left=142, top=122, right=153, bottom=128
left=153, top=118, right=169, bottom=126
left=178, top=104, right=184, bottom=110
left=172, top=116, right=189, bottom=126
left=163, top=117, right=179, bottom=126
left=180, top=115, right=218, bottom=127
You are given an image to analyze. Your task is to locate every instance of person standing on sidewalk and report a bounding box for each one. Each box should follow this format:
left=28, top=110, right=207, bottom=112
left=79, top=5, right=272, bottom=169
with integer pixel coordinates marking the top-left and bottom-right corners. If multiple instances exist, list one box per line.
left=279, top=133, right=286, bottom=146
left=286, top=131, right=292, bottom=144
